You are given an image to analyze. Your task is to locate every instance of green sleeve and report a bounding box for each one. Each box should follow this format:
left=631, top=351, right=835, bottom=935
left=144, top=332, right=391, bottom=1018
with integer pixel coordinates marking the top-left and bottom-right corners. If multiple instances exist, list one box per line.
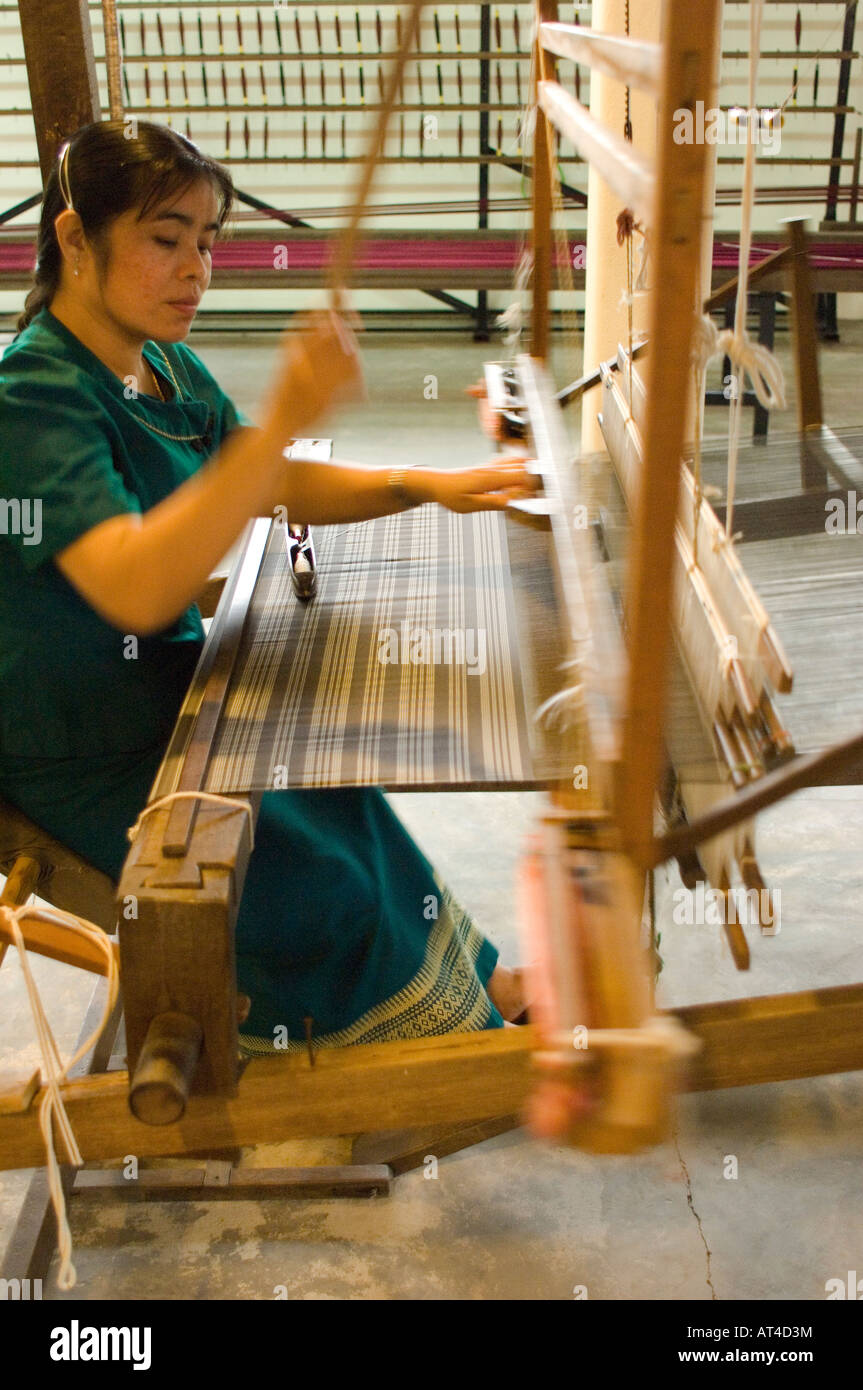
left=0, top=373, right=141, bottom=573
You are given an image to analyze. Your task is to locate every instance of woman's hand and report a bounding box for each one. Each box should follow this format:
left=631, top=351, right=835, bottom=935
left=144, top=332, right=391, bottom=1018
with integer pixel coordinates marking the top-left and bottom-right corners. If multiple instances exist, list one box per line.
left=414, top=458, right=540, bottom=514
left=261, top=309, right=365, bottom=440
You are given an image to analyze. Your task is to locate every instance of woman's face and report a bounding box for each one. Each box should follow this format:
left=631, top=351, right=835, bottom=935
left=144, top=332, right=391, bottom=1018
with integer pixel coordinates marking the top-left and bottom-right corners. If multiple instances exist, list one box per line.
left=86, top=177, right=221, bottom=343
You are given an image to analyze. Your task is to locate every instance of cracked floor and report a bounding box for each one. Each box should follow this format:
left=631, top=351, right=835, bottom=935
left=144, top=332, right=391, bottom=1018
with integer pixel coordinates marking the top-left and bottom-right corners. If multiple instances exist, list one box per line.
left=1, top=325, right=862, bottom=1300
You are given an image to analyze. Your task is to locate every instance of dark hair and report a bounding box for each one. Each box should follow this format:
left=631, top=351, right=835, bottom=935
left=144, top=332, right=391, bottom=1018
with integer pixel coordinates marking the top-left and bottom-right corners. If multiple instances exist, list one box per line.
left=17, top=119, right=234, bottom=334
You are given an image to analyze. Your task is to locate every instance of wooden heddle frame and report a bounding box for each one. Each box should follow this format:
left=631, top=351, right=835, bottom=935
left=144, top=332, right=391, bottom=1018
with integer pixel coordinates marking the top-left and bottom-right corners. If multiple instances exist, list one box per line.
left=3, top=0, right=863, bottom=1198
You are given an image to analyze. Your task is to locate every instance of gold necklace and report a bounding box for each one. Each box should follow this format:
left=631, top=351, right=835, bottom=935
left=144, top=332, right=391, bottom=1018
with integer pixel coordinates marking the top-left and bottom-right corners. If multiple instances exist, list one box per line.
left=147, top=361, right=166, bottom=401
left=133, top=344, right=209, bottom=446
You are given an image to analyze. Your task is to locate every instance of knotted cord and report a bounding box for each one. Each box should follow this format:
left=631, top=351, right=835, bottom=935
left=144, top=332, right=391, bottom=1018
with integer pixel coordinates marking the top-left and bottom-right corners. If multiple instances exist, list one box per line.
left=2, top=901, right=119, bottom=1291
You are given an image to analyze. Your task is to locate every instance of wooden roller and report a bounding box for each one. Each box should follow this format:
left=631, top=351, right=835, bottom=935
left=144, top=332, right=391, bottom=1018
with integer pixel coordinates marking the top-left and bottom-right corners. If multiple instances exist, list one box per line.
left=128, top=1012, right=204, bottom=1126
left=0, top=852, right=41, bottom=970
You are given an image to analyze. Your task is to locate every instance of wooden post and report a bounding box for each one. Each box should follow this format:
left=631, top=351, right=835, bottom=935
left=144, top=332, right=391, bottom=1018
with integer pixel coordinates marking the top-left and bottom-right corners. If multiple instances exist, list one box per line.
left=784, top=217, right=823, bottom=433
left=580, top=0, right=661, bottom=454
left=17, top=0, right=100, bottom=183
left=615, top=0, right=723, bottom=871
left=530, top=0, right=559, bottom=362
left=850, top=127, right=862, bottom=224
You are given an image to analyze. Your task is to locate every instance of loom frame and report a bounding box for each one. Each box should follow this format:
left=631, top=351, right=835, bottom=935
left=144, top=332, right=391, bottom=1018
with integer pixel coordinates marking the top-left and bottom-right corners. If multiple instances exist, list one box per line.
left=4, top=0, right=863, bottom=1176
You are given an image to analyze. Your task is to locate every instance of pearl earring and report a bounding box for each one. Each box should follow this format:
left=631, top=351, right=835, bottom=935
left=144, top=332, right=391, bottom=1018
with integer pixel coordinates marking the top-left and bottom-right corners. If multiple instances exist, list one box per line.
left=74, top=261, right=80, bottom=277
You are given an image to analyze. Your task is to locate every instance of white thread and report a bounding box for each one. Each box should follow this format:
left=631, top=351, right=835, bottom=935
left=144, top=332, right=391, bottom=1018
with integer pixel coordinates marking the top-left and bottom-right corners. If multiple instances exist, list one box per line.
left=619, top=230, right=650, bottom=307
left=2, top=901, right=119, bottom=1291
left=534, top=681, right=585, bottom=731
left=497, top=245, right=534, bottom=347
left=496, top=300, right=524, bottom=345
left=127, top=791, right=255, bottom=850
left=693, top=313, right=786, bottom=413
left=725, top=0, right=775, bottom=540
left=634, top=227, right=649, bottom=292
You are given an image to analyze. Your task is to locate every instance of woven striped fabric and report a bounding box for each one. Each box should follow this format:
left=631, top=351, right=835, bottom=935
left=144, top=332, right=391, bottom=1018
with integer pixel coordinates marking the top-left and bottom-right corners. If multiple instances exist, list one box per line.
left=203, top=507, right=535, bottom=794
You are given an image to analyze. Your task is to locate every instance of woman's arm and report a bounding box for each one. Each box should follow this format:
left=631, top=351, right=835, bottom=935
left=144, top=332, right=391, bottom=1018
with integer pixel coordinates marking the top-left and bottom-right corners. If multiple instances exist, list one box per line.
left=56, top=312, right=361, bottom=633
left=56, top=313, right=534, bottom=635
left=55, top=415, right=308, bottom=635
left=265, top=456, right=534, bottom=525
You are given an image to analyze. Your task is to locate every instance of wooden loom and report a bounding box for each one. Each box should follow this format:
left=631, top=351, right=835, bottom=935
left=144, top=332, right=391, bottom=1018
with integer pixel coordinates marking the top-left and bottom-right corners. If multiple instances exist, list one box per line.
left=4, top=0, right=863, bottom=1190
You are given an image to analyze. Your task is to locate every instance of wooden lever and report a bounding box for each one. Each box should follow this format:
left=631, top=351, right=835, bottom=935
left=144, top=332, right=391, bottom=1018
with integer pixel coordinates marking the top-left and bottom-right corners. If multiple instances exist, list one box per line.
left=129, top=1012, right=204, bottom=1126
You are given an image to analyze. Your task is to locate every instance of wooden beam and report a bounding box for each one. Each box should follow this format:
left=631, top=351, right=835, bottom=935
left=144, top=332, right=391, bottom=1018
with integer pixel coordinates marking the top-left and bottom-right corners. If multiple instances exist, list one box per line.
left=71, top=1164, right=392, bottom=1201
left=539, top=23, right=661, bottom=93
left=681, top=984, right=863, bottom=1092
left=703, top=246, right=792, bottom=313
left=519, top=353, right=624, bottom=769
left=537, top=82, right=655, bottom=226
left=17, top=0, right=100, bottom=183
left=785, top=216, right=823, bottom=432
left=0, top=1028, right=535, bottom=1170
left=616, top=0, right=723, bottom=871
left=530, top=0, right=559, bottom=362
left=3, top=983, right=863, bottom=1170
left=117, top=522, right=270, bottom=1101
left=351, top=1115, right=520, bottom=1174
left=159, top=518, right=268, bottom=857
left=652, top=726, right=863, bottom=865
left=0, top=911, right=118, bottom=977
left=0, top=1068, right=40, bottom=1116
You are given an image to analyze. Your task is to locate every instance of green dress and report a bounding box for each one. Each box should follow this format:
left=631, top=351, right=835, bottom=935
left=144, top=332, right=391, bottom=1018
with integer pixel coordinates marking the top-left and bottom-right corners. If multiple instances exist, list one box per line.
left=0, top=308, right=503, bottom=1051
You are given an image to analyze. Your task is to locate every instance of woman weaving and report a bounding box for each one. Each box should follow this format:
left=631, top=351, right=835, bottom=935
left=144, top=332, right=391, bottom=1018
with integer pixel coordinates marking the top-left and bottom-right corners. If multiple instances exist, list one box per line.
left=0, top=120, right=533, bottom=1050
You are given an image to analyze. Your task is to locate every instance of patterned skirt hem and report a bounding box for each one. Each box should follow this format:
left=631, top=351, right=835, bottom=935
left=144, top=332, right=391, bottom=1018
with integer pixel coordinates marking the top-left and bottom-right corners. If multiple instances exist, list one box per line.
left=238, top=879, right=503, bottom=1057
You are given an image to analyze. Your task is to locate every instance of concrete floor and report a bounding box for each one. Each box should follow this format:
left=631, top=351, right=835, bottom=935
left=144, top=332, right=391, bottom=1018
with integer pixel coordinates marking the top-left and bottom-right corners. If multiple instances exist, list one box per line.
left=1, top=318, right=862, bottom=1301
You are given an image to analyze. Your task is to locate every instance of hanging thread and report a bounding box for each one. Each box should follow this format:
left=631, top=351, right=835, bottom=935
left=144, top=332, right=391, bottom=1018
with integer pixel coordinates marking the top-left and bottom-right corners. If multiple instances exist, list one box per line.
left=3, top=902, right=119, bottom=1290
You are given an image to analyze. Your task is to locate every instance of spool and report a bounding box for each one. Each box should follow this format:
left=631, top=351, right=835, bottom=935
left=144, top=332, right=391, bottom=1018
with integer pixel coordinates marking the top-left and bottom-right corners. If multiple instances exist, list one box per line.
left=129, top=1011, right=204, bottom=1126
